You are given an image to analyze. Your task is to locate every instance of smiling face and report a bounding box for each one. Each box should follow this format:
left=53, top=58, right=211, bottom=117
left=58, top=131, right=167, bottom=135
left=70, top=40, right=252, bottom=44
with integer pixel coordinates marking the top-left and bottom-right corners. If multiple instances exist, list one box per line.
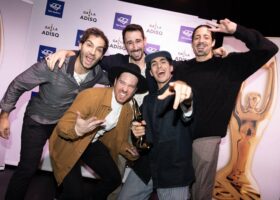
left=192, top=26, right=215, bottom=62
left=124, top=30, right=146, bottom=62
left=150, top=56, right=173, bottom=89
left=76, top=35, right=105, bottom=73
left=113, top=72, right=138, bottom=104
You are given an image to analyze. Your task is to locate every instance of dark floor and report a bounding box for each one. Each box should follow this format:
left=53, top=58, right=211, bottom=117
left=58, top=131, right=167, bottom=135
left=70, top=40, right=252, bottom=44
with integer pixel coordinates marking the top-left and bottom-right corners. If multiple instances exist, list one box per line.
left=0, top=165, right=105, bottom=200
left=0, top=165, right=158, bottom=200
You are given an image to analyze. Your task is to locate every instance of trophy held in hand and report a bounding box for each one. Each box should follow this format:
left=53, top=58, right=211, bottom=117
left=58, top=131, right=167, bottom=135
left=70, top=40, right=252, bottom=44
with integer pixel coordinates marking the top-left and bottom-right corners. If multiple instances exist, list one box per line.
left=131, top=98, right=151, bottom=152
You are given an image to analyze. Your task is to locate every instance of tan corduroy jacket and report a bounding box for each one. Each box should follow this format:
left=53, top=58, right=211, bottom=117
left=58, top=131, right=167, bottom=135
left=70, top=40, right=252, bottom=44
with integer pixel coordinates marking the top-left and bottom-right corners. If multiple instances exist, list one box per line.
left=49, top=87, right=136, bottom=185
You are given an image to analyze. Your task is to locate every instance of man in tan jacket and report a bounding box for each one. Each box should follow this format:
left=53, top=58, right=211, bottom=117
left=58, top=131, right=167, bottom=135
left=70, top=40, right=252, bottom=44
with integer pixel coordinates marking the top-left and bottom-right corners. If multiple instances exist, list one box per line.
left=49, top=63, right=147, bottom=200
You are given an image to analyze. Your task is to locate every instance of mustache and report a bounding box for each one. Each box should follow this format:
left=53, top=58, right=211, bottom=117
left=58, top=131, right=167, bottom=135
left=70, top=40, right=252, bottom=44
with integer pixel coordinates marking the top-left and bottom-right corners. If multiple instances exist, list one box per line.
left=196, top=42, right=206, bottom=47
left=131, top=49, right=142, bottom=53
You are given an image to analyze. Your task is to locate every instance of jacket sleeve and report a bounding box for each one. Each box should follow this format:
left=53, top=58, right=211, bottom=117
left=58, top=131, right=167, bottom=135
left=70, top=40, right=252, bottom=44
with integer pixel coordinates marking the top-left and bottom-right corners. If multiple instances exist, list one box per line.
left=226, top=24, right=279, bottom=81
left=0, top=60, right=51, bottom=113
left=180, top=99, right=193, bottom=123
left=56, top=89, right=98, bottom=140
left=119, top=140, right=139, bottom=161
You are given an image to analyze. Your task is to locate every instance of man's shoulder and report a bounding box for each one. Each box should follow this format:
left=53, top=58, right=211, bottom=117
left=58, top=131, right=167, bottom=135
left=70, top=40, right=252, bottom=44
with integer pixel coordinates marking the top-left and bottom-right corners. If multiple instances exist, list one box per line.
left=76, top=87, right=112, bottom=105
left=81, top=87, right=111, bottom=95
left=173, top=58, right=194, bottom=66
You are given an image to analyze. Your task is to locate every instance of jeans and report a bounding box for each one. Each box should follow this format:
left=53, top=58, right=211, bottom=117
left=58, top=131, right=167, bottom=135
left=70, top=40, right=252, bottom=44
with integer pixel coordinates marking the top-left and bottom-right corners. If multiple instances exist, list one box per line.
left=5, top=115, right=56, bottom=200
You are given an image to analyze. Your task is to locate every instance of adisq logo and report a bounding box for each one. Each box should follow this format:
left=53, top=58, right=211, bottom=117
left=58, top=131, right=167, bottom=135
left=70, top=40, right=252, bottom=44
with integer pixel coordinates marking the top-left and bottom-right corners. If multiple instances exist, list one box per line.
left=109, top=37, right=126, bottom=51
left=41, top=24, right=59, bottom=38
left=80, top=9, right=97, bottom=22
left=146, top=23, right=163, bottom=36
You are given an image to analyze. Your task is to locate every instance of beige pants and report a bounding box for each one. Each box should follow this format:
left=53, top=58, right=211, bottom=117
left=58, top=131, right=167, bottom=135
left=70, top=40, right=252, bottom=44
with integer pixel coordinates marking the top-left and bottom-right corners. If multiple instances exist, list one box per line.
left=191, top=136, right=221, bottom=200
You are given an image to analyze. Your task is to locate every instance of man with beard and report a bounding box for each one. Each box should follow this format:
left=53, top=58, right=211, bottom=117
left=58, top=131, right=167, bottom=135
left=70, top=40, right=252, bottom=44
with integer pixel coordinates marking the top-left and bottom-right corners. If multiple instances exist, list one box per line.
left=49, top=63, right=147, bottom=200
left=0, top=27, right=109, bottom=199
left=163, top=18, right=278, bottom=200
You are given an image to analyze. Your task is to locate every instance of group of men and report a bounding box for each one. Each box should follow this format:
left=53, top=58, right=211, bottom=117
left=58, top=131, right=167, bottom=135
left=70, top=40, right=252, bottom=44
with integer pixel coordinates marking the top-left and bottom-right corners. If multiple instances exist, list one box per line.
left=0, top=17, right=278, bottom=200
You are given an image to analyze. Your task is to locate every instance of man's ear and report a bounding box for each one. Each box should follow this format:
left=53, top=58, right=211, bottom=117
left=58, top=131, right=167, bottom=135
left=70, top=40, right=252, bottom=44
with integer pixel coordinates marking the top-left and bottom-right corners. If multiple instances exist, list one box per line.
left=211, top=40, right=216, bottom=48
left=144, top=37, right=147, bottom=46
left=134, top=87, right=138, bottom=95
left=149, top=69, right=154, bottom=77
left=170, top=65, right=174, bottom=73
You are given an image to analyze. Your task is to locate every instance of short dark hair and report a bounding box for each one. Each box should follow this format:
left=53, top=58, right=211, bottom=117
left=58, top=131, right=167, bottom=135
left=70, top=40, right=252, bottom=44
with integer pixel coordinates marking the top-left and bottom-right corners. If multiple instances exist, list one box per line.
left=122, top=24, right=145, bottom=42
left=80, top=27, right=109, bottom=55
left=192, top=25, right=216, bottom=42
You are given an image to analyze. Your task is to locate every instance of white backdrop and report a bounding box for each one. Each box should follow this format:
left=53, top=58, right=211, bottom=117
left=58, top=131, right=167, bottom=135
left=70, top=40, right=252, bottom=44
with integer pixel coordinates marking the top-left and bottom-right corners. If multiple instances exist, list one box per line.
left=0, top=0, right=279, bottom=199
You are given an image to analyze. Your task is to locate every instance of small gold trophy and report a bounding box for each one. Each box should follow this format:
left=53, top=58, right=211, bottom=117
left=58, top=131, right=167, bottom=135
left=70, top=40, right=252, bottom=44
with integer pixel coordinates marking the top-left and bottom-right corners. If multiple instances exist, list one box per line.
left=131, top=98, right=151, bottom=152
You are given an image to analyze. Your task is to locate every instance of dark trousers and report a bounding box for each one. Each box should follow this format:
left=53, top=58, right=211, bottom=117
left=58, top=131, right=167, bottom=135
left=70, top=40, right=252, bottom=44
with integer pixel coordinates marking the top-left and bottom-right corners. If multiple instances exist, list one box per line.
left=5, top=115, right=56, bottom=200
left=59, top=140, right=122, bottom=200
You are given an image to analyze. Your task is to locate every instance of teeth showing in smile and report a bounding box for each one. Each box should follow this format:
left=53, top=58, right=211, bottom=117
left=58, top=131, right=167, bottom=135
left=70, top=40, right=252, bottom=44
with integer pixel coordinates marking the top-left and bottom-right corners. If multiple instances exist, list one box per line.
left=132, top=50, right=141, bottom=57
left=119, top=92, right=126, bottom=97
left=157, top=71, right=165, bottom=77
left=86, top=56, right=94, bottom=62
left=85, top=55, right=95, bottom=66
left=197, top=44, right=206, bottom=50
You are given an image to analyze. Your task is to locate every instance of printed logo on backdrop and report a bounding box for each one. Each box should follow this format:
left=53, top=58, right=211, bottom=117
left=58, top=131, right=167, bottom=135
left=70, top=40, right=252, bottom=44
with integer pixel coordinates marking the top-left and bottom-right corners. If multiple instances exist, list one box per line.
left=37, top=45, right=56, bottom=61
left=109, top=37, right=126, bottom=52
left=146, top=23, right=163, bottom=36
left=45, top=0, right=65, bottom=18
left=113, top=13, right=131, bottom=30
left=178, top=26, right=194, bottom=44
left=41, top=24, right=59, bottom=38
left=174, top=49, right=192, bottom=61
left=80, top=9, right=97, bottom=22
left=75, top=30, right=85, bottom=46
left=145, top=43, right=160, bottom=54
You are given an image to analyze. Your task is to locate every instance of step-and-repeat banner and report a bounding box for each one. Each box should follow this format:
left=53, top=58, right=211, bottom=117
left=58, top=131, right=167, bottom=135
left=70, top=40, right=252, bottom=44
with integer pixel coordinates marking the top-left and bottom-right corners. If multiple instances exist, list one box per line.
left=0, top=0, right=279, bottom=199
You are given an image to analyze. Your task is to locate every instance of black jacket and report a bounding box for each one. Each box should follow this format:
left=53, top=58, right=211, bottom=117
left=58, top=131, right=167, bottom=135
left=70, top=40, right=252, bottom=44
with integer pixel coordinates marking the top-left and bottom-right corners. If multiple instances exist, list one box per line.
left=133, top=82, right=194, bottom=188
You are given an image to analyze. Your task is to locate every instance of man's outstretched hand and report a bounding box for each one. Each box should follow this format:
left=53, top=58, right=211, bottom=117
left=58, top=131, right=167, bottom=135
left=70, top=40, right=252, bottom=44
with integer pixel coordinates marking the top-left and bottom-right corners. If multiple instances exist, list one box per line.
left=158, top=80, right=192, bottom=109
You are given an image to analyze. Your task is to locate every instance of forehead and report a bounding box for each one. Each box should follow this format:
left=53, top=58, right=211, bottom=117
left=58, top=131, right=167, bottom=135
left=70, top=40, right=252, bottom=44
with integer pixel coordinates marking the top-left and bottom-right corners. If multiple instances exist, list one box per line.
left=124, top=30, right=143, bottom=41
left=193, top=26, right=211, bottom=36
left=85, top=35, right=105, bottom=45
